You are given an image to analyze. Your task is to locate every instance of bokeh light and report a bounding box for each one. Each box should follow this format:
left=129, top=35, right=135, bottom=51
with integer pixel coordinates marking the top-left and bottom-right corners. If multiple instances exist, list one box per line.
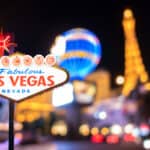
left=79, top=124, right=90, bottom=136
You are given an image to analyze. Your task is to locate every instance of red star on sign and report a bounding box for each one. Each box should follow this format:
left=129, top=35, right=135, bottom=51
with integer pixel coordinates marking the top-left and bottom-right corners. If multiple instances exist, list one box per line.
left=0, top=31, right=17, bottom=56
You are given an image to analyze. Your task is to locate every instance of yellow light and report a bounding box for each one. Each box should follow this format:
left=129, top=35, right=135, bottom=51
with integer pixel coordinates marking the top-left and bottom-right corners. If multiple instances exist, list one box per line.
left=101, top=127, right=109, bottom=136
left=140, top=73, right=148, bottom=83
left=15, top=123, right=23, bottom=131
left=26, top=114, right=35, bottom=122
left=122, top=8, right=149, bottom=96
left=16, top=115, right=25, bottom=122
left=124, top=9, right=133, bottom=19
left=79, top=124, right=90, bottom=136
left=51, top=121, right=68, bottom=136
left=115, top=75, right=124, bottom=85
left=91, top=127, right=99, bottom=135
left=0, top=123, right=23, bottom=131
left=60, top=51, right=98, bottom=64
left=59, top=125, right=68, bottom=136
left=51, top=126, right=58, bottom=135
left=144, top=82, right=150, bottom=90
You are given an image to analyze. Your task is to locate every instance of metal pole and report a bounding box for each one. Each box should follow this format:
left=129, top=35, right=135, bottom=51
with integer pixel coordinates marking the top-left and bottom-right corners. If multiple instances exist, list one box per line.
left=9, top=101, right=15, bottom=150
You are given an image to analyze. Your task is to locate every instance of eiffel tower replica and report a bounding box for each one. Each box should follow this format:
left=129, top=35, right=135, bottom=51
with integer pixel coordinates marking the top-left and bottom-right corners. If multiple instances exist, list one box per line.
left=122, top=9, right=149, bottom=96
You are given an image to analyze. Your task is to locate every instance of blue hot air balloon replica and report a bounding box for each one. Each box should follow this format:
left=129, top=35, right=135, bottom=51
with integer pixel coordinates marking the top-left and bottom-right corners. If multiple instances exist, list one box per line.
left=51, top=28, right=102, bottom=81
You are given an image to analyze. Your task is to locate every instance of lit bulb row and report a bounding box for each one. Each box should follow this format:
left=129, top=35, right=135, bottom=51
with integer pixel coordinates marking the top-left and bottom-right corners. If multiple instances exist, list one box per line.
left=0, top=54, right=56, bottom=67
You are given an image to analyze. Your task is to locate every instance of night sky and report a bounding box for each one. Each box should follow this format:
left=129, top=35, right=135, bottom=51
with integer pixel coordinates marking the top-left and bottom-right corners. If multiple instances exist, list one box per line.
left=0, top=0, right=150, bottom=81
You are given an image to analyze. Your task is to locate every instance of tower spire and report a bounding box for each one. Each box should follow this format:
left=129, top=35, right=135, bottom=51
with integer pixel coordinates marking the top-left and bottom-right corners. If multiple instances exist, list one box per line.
left=122, top=9, right=149, bottom=96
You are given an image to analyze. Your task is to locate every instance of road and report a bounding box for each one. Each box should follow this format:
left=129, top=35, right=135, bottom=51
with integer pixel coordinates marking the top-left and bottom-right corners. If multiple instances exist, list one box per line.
left=0, top=141, right=145, bottom=150
left=15, top=141, right=144, bottom=150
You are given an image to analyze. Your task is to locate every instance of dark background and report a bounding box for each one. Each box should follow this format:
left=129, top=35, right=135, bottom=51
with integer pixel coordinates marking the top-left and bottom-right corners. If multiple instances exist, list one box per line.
left=0, top=0, right=149, bottom=81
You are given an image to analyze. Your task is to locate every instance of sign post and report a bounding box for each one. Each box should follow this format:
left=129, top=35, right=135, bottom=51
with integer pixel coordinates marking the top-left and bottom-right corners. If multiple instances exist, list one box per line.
left=0, top=54, right=68, bottom=150
left=9, top=101, right=15, bottom=150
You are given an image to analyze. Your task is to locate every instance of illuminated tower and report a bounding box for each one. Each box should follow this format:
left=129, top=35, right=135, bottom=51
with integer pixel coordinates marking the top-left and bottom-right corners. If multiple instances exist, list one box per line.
left=122, top=9, right=149, bottom=96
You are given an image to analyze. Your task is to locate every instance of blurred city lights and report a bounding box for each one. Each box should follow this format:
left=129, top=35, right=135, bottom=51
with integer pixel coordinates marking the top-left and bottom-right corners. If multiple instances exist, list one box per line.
left=144, top=82, right=150, bottom=91
left=51, top=120, right=68, bottom=136
left=122, top=9, right=149, bottom=96
left=123, top=134, right=136, bottom=143
left=124, top=123, right=134, bottom=134
left=52, top=82, right=74, bottom=107
left=110, top=124, right=122, bottom=135
left=139, top=123, right=150, bottom=137
left=106, top=135, right=119, bottom=144
left=0, top=122, right=23, bottom=131
left=15, top=133, right=23, bottom=141
left=124, top=9, right=133, bottom=19
left=143, top=139, right=150, bottom=150
left=132, top=127, right=140, bottom=137
left=91, top=134, right=104, bottom=143
left=79, top=124, right=90, bottom=136
left=91, top=127, right=99, bottom=135
left=98, top=111, right=107, bottom=120
left=101, top=127, right=109, bottom=136
left=115, top=75, right=124, bottom=85
left=73, top=80, right=96, bottom=105
left=0, top=8, right=149, bottom=149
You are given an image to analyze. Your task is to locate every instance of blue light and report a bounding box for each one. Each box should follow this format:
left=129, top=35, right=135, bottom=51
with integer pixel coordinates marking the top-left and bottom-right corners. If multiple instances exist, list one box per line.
left=56, top=28, right=102, bottom=81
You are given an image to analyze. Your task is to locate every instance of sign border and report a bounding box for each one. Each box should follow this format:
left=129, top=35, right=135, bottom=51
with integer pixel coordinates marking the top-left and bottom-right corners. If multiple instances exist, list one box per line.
left=0, top=67, right=69, bottom=103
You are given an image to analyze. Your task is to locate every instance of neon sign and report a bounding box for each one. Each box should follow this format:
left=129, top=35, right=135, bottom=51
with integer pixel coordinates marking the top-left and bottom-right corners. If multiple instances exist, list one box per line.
left=0, top=54, right=69, bottom=102
left=0, top=32, right=17, bottom=56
